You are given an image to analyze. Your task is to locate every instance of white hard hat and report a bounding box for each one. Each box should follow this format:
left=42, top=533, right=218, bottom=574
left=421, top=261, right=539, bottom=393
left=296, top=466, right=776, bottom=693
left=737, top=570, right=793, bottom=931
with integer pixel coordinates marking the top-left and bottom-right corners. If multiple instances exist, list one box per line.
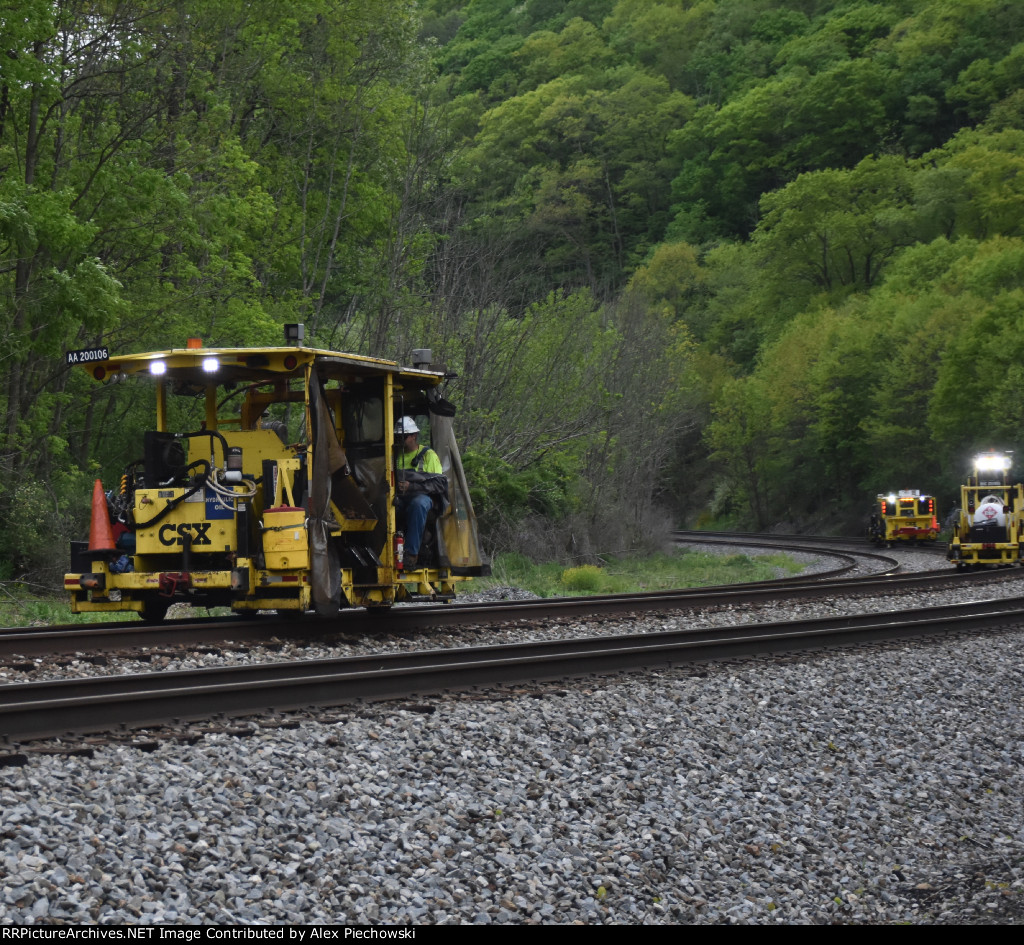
left=396, top=416, right=419, bottom=434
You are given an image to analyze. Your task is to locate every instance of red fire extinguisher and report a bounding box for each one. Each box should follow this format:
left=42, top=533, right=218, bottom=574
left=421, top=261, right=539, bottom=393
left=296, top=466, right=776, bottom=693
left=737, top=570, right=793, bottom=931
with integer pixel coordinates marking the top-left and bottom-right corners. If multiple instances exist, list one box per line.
left=395, top=531, right=405, bottom=570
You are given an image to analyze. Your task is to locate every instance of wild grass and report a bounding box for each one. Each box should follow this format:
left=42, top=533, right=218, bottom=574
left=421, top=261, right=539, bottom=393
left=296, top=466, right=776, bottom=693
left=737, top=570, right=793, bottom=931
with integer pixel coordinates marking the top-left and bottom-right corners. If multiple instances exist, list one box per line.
left=480, top=548, right=806, bottom=598
left=0, top=549, right=807, bottom=627
left=0, top=584, right=227, bottom=628
left=0, top=583, right=103, bottom=628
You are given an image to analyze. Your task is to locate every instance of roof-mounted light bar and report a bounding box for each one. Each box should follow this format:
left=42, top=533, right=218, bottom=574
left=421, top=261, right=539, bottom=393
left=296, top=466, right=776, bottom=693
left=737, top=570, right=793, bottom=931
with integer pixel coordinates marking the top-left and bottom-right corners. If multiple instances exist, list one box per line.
left=975, top=452, right=1011, bottom=472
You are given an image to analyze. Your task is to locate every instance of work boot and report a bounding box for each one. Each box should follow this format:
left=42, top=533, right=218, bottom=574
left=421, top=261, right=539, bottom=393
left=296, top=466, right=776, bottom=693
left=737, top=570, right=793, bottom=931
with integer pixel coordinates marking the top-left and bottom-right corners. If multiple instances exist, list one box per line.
left=404, top=554, right=418, bottom=569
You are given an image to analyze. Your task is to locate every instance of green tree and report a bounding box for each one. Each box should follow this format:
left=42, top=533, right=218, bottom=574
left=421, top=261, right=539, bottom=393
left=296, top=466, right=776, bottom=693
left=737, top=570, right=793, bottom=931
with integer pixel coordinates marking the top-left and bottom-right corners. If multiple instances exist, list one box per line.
left=928, top=237, right=1024, bottom=453
left=461, top=64, right=692, bottom=296
left=627, top=241, right=706, bottom=323
left=752, top=156, right=918, bottom=313
left=706, top=375, right=775, bottom=529
left=859, top=239, right=976, bottom=493
left=0, top=0, right=428, bottom=579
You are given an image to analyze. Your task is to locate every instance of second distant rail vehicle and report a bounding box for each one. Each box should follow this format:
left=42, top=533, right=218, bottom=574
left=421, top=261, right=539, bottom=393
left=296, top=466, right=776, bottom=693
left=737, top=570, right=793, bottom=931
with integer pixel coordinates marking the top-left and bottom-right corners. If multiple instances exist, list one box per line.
left=867, top=490, right=939, bottom=546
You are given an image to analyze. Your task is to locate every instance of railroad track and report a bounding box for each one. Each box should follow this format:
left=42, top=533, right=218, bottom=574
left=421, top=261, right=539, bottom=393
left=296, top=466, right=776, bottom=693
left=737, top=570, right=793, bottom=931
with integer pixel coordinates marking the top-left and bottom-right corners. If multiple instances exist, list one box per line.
left=0, top=533, right=974, bottom=659
left=0, top=565, right=1004, bottom=659
left=671, top=530, right=907, bottom=573
left=3, top=595, right=1024, bottom=744
left=672, top=528, right=949, bottom=561
left=3, top=532, right=1020, bottom=748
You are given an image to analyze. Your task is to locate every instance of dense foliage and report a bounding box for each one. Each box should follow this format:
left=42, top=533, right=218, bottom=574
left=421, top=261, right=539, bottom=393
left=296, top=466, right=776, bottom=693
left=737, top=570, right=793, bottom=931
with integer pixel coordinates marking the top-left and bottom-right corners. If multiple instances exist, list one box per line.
left=3, top=0, right=1024, bottom=581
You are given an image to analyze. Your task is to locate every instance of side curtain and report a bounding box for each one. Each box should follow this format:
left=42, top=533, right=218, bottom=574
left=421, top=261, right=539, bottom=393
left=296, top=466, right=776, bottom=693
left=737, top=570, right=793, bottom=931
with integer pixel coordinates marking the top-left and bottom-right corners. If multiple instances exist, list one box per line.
left=308, top=372, right=341, bottom=615
left=428, top=405, right=490, bottom=574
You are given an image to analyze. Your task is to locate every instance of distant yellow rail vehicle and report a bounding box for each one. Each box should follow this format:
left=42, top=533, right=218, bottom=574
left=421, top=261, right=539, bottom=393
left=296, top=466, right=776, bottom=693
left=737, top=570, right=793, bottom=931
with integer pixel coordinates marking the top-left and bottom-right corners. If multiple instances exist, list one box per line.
left=948, top=451, right=1024, bottom=569
left=867, top=490, right=939, bottom=546
left=65, top=329, right=489, bottom=621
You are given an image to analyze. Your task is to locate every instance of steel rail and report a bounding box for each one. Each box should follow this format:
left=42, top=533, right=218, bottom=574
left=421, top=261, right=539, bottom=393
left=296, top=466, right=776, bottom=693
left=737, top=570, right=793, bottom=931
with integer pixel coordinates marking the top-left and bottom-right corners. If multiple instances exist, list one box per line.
left=4, top=596, right=1024, bottom=744
left=0, top=565, right=1015, bottom=660
left=0, top=531, right=984, bottom=661
left=673, top=529, right=948, bottom=551
left=673, top=531, right=904, bottom=571
left=7, top=533, right=867, bottom=642
left=2, top=552, right=859, bottom=649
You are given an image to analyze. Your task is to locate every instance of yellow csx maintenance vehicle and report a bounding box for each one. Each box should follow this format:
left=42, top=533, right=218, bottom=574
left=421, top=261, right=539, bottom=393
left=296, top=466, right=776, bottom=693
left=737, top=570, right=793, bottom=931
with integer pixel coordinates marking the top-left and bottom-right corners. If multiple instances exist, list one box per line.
left=66, top=328, right=489, bottom=620
left=947, top=451, right=1024, bottom=569
left=867, top=490, right=939, bottom=546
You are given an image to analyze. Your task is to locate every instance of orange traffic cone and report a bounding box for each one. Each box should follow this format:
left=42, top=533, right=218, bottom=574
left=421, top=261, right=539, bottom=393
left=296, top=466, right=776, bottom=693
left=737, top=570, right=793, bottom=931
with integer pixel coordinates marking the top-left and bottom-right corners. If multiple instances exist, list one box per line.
left=88, top=479, right=117, bottom=555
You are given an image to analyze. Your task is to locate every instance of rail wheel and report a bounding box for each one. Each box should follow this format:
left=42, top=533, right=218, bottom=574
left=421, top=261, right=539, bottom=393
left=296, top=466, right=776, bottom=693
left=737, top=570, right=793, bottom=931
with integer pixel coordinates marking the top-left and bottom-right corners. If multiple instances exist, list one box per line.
left=140, top=599, right=170, bottom=623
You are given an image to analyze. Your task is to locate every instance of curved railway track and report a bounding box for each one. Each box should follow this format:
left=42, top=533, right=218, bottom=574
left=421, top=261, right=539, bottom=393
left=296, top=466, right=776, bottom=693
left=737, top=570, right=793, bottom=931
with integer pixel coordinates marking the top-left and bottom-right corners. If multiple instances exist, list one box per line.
left=2, top=532, right=1022, bottom=747
left=0, top=532, right=975, bottom=659
left=0, top=560, right=1009, bottom=661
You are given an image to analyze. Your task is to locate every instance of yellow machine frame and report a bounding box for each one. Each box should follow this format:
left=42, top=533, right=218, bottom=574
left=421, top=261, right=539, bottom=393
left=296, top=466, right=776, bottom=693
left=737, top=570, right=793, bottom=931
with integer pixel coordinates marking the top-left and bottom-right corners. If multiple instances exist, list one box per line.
left=65, top=336, right=488, bottom=619
left=948, top=451, right=1024, bottom=569
left=868, top=490, right=939, bottom=546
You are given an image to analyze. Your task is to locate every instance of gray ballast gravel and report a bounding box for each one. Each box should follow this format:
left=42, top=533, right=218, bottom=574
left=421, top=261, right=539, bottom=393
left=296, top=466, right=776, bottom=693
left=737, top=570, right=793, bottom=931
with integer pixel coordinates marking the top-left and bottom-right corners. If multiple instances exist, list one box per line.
left=4, top=631, right=1024, bottom=924
left=3, top=552, right=1024, bottom=925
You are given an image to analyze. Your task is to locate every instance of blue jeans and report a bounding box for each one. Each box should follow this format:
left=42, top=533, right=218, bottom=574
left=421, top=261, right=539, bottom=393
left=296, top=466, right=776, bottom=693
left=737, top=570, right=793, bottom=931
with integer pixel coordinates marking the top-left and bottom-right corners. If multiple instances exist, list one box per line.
left=397, top=493, right=433, bottom=556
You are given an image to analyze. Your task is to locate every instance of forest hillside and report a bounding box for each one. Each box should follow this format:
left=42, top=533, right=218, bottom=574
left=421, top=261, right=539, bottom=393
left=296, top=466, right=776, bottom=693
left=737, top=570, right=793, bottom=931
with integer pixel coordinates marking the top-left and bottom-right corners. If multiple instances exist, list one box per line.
left=3, top=0, right=1023, bottom=583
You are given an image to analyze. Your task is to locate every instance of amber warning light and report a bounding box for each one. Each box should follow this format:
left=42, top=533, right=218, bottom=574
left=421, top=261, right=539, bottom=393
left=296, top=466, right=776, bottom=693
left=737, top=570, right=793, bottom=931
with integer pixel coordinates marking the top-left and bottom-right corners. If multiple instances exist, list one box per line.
left=187, top=338, right=203, bottom=349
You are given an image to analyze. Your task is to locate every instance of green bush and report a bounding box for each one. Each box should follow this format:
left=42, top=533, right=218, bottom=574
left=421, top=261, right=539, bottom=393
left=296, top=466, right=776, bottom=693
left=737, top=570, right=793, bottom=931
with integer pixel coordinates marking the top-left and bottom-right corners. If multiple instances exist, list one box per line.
left=0, top=463, right=93, bottom=587
left=490, top=552, right=536, bottom=585
left=560, top=564, right=604, bottom=592
left=462, top=447, right=580, bottom=537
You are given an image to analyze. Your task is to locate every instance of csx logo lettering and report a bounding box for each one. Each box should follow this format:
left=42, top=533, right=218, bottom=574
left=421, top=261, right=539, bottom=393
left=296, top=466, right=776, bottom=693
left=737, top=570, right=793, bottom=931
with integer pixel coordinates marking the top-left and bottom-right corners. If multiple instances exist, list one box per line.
left=158, top=523, right=213, bottom=546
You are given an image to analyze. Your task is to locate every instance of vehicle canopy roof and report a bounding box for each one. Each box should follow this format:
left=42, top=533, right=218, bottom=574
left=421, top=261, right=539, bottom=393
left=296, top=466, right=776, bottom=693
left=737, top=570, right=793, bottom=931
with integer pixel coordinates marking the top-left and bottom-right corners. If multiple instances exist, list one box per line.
left=76, top=345, right=447, bottom=387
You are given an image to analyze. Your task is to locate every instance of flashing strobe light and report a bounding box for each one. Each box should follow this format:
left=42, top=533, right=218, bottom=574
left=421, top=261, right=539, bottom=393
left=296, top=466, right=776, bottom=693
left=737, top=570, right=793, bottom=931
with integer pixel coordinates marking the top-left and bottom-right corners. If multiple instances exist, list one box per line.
left=887, top=494, right=897, bottom=504
left=202, top=357, right=219, bottom=373
left=150, top=360, right=167, bottom=376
